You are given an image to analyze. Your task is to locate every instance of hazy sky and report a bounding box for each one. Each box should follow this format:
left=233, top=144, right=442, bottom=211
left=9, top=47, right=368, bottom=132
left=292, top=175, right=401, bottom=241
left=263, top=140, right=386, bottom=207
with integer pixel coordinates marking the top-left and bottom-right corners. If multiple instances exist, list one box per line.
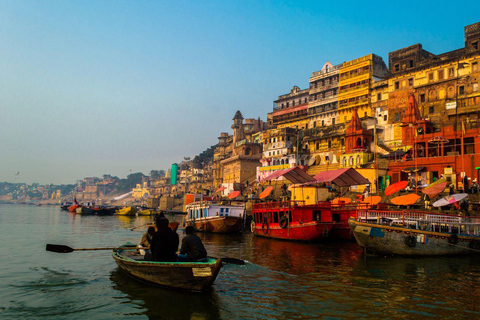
left=1, top=1, right=479, bottom=184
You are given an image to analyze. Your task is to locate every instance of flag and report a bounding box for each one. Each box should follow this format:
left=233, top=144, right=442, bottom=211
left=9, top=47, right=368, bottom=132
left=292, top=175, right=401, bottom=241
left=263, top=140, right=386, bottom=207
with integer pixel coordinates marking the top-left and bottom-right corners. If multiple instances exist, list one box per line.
left=462, top=121, right=465, bottom=135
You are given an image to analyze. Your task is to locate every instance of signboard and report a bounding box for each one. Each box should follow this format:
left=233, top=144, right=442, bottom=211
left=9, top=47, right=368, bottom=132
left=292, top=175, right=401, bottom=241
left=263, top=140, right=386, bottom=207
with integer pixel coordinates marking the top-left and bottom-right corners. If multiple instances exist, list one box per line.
left=444, top=167, right=453, bottom=175
left=446, top=102, right=457, bottom=110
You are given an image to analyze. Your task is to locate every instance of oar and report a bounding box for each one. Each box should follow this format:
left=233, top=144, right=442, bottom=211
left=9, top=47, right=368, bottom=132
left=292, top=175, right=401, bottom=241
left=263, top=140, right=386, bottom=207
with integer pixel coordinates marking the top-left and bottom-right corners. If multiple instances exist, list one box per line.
left=209, top=256, right=245, bottom=265
left=46, top=244, right=135, bottom=253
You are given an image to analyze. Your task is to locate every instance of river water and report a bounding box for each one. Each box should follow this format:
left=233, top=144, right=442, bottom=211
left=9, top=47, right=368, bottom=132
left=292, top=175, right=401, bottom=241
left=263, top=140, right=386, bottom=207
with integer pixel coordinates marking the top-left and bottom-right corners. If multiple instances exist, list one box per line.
left=1, top=204, right=480, bottom=319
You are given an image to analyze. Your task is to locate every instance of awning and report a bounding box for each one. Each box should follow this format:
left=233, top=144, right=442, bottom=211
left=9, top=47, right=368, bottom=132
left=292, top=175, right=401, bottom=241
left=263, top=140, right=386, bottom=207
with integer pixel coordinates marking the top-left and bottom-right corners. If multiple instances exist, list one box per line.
left=215, top=187, right=226, bottom=193
left=264, top=167, right=316, bottom=184
left=402, top=167, right=426, bottom=173
left=228, top=191, right=241, bottom=199
left=259, top=186, right=273, bottom=199
left=312, top=168, right=370, bottom=187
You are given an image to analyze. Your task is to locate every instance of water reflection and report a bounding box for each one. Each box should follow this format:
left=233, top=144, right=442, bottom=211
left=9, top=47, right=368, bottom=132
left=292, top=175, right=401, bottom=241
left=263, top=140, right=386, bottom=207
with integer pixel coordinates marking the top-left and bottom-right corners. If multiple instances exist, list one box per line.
left=110, top=268, right=222, bottom=320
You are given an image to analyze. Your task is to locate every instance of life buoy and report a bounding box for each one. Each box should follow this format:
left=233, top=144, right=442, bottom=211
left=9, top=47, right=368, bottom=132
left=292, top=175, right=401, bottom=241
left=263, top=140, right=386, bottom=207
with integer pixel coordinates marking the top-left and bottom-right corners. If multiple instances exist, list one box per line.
left=250, top=221, right=255, bottom=233
left=262, top=218, right=269, bottom=234
left=323, top=228, right=329, bottom=238
left=279, top=216, right=288, bottom=229
left=469, top=240, right=480, bottom=250
left=448, top=234, right=459, bottom=245
left=405, top=235, right=417, bottom=247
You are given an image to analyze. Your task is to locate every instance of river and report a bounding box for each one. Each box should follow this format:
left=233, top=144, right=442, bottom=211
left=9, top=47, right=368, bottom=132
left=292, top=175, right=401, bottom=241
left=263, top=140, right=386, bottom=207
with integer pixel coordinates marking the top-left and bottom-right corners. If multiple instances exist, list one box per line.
left=1, top=204, right=480, bottom=319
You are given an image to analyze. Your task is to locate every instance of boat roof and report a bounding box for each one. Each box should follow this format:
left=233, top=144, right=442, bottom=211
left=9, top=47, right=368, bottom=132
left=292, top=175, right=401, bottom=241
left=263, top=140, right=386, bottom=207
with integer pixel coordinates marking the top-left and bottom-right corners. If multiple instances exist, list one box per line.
left=263, top=167, right=316, bottom=184
left=312, top=168, right=370, bottom=187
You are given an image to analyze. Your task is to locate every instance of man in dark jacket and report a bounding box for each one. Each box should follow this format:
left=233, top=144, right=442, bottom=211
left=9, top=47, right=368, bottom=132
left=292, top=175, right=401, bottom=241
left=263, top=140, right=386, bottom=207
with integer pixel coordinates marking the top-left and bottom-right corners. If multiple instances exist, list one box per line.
left=150, top=217, right=179, bottom=262
left=178, top=226, right=207, bottom=262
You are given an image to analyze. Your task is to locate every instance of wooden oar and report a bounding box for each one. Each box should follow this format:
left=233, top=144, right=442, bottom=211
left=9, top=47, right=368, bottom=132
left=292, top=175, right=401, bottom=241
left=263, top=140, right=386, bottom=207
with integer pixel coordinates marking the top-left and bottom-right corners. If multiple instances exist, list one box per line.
left=47, top=244, right=246, bottom=264
left=46, top=244, right=130, bottom=253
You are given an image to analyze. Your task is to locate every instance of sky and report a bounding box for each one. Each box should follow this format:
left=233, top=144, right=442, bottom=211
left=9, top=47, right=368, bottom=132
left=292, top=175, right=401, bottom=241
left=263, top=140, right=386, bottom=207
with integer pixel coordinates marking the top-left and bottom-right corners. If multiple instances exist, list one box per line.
left=1, top=0, right=479, bottom=185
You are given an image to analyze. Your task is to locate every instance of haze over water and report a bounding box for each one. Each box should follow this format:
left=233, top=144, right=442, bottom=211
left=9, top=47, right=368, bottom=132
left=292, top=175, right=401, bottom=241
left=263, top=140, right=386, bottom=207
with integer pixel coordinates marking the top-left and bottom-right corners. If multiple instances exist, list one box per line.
left=1, top=204, right=480, bottom=319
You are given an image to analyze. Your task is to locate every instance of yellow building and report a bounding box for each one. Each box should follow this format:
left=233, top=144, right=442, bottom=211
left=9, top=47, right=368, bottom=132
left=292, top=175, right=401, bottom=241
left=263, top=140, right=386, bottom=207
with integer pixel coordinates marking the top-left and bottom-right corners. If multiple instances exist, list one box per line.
left=132, top=182, right=151, bottom=200
left=338, top=54, right=388, bottom=124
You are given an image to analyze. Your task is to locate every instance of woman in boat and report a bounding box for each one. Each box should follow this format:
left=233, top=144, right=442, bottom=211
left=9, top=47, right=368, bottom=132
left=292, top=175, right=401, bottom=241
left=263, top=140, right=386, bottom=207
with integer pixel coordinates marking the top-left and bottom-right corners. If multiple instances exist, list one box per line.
left=150, top=217, right=179, bottom=262
left=177, top=226, right=207, bottom=262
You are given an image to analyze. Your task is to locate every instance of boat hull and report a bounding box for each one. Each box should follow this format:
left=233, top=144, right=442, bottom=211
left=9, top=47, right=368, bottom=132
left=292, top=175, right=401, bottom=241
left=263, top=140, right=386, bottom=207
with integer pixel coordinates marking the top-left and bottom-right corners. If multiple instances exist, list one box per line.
left=112, top=245, right=222, bottom=292
left=187, top=216, right=243, bottom=234
left=252, top=221, right=334, bottom=241
left=349, top=219, right=480, bottom=256
left=116, top=206, right=136, bottom=216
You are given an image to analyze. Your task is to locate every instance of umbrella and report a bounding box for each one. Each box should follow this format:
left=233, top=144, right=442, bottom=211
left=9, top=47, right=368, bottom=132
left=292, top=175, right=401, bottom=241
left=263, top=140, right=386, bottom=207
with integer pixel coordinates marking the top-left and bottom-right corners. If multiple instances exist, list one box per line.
left=433, top=193, right=468, bottom=207
left=227, top=191, right=241, bottom=199
left=259, top=186, right=273, bottom=199
left=422, top=181, right=447, bottom=199
left=428, top=136, right=449, bottom=144
left=385, top=181, right=408, bottom=196
left=362, top=196, right=382, bottom=205
left=391, top=193, right=421, bottom=206
left=215, top=187, right=226, bottom=193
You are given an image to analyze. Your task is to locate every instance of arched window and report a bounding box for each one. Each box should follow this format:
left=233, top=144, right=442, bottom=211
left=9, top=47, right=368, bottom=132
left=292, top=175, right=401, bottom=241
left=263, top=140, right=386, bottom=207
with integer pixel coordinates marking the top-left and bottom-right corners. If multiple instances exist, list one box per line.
left=349, top=157, right=354, bottom=166
left=356, top=155, right=360, bottom=165
left=245, top=147, right=251, bottom=155
left=356, top=138, right=362, bottom=147
left=328, top=140, right=332, bottom=148
left=343, top=158, right=347, bottom=167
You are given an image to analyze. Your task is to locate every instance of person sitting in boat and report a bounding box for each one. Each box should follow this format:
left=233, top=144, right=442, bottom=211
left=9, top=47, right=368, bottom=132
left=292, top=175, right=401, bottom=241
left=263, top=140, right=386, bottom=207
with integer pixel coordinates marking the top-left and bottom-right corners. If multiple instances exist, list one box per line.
left=177, top=226, right=207, bottom=262
left=139, top=226, right=155, bottom=257
left=149, top=217, right=179, bottom=262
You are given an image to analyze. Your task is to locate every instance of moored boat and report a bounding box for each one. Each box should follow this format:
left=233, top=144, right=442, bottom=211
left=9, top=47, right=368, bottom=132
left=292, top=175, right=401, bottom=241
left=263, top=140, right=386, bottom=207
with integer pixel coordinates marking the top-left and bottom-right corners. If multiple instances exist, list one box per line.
left=349, top=210, right=480, bottom=256
left=60, top=202, right=72, bottom=211
left=185, top=201, right=245, bottom=233
left=112, top=244, right=222, bottom=292
left=116, top=206, right=137, bottom=216
left=251, top=201, right=335, bottom=241
left=137, top=208, right=155, bottom=216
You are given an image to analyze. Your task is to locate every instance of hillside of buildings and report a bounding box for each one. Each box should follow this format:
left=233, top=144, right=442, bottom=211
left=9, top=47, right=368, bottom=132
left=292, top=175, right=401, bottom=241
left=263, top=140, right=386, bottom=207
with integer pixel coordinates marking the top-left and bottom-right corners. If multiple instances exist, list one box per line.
left=3, top=21, right=480, bottom=208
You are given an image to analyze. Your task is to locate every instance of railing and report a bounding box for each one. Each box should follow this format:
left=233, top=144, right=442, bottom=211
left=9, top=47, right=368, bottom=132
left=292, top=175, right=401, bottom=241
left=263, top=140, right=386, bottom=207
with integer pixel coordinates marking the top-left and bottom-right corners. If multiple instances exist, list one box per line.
left=253, top=201, right=305, bottom=210
left=357, top=210, right=480, bottom=235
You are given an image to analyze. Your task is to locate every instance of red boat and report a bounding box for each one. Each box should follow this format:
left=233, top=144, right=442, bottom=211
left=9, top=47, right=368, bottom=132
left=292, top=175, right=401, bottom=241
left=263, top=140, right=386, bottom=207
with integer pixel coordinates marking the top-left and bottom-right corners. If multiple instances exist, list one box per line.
left=68, top=204, right=79, bottom=212
left=251, top=201, right=335, bottom=241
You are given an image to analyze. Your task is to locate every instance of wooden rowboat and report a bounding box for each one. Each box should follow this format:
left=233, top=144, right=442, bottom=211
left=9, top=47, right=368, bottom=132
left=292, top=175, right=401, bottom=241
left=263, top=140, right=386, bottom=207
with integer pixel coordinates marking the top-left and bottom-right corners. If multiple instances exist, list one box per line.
left=112, top=244, right=222, bottom=292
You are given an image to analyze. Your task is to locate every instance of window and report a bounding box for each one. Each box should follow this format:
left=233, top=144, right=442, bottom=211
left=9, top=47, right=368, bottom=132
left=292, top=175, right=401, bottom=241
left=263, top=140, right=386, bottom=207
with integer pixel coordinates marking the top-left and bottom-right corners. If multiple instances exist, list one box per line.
left=383, top=115, right=387, bottom=121
left=429, top=106, right=434, bottom=114
left=449, top=68, right=455, bottom=78
left=394, top=113, right=400, bottom=122
left=395, top=81, right=400, bottom=89
left=473, top=83, right=478, bottom=92
left=428, top=73, right=434, bottom=81
left=332, top=118, right=335, bottom=125
left=408, top=78, right=414, bottom=86
left=394, top=64, right=400, bottom=72
left=473, top=41, right=479, bottom=50
left=316, top=142, right=319, bottom=150
left=438, top=70, right=444, bottom=80
left=459, top=86, right=465, bottom=95
left=322, top=120, right=324, bottom=126
left=364, top=112, right=367, bottom=118
left=409, top=60, right=414, bottom=68
left=473, top=62, right=478, bottom=72
left=420, top=93, right=426, bottom=103
left=377, top=93, right=381, bottom=100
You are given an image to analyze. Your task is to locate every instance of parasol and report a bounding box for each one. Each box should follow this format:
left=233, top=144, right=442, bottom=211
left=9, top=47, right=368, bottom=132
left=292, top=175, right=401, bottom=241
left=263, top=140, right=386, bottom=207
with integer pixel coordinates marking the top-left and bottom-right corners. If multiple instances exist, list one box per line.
left=227, top=191, right=241, bottom=199
left=362, top=196, right=382, bottom=205
left=259, top=186, right=273, bottom=199
left=432, top=193, right=468, bottom=207
left=332, top=197, right=352, bottom=204
left=385, top=181, right=408, bottom=196
left=422, top=181, right=447, bottom=199
left=390, top=193, right=421, bottom=206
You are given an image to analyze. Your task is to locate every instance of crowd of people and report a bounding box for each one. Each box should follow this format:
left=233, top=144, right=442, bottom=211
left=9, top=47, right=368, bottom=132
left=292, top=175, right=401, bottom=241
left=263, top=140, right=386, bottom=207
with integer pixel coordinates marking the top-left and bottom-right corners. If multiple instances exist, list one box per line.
left=139, top=216, right=208, bottom=262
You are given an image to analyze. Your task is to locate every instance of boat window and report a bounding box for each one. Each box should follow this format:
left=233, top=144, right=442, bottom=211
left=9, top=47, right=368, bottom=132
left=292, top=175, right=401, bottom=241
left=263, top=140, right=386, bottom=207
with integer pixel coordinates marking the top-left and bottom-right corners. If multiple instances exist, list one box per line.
left=220, top=208, right=224, bottom=213
left=273, top=212, right=279, bottom=223
left=268, top=212, right=272, bottom=223
left=225, top=208, right=229, bottom=213
left=313, top=210, right=322, bottom=221
left=203, top=208, right=207, bottom=217
left=196, top=209, right=199, bottom=218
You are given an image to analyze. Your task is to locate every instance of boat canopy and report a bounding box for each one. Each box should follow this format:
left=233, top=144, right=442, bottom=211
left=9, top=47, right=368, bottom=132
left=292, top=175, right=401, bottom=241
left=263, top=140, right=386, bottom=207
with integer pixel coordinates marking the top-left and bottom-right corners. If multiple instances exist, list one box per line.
left=263, top=167, right=316, bottom=184
left=402, top=166, right=426, bottom=173
left=312, top=168, right=370, bottom=187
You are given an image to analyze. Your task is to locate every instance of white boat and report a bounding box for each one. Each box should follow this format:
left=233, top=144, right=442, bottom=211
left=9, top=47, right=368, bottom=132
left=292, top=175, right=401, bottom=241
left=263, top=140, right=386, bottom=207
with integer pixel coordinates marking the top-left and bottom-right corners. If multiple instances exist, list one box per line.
left=185, top=201, right=245, bottom=233
left=349, top=209, right=480, bottom=256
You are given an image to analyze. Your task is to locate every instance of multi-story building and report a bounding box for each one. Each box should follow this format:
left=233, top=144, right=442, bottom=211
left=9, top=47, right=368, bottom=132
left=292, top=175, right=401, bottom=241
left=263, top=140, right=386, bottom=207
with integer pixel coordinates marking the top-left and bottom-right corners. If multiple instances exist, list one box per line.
left=308, top=61, right=341, bottom=129
left=387, top=21, right=480, bottom=188
left=338, top=54, right=388, bottom=124
left=257, top=127, right=304, bottom=182
left=270, top=86, right=310, bottom=129
left=213, top=132, right=233, bottom=189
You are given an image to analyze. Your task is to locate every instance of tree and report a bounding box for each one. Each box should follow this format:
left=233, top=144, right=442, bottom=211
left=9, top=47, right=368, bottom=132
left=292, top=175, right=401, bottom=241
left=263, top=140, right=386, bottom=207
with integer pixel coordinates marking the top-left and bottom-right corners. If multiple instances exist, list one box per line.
left=149, top=170, right=166, bottom=179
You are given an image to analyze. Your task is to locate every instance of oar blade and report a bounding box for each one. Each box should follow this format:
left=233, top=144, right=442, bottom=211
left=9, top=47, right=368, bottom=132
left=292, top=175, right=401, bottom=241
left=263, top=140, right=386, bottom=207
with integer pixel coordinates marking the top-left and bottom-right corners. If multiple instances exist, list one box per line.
left=46, top=244, right=74, bottom=253
left=220, top=257, right=245, bottom=265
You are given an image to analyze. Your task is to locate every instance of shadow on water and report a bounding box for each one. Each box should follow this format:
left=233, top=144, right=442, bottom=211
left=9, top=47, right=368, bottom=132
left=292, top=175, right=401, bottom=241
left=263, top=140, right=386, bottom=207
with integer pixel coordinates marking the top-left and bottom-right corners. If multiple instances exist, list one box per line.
left=109, top=267, right=222, bottom=320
